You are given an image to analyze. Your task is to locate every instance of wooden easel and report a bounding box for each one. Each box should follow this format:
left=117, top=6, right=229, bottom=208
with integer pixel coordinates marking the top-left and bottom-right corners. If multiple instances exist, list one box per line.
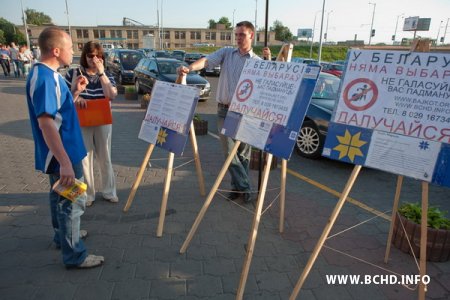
left=180, top=44, right=293, bottom=300
left=123, top=74, right=206, bottom=237
left=290, top=40, right=432, bottom=300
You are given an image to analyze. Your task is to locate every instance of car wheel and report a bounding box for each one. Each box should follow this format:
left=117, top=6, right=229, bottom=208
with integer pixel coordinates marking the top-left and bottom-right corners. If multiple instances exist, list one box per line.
left=135, top=80, right=143, bottom=94
left=296, top=121, right=324, bottom=159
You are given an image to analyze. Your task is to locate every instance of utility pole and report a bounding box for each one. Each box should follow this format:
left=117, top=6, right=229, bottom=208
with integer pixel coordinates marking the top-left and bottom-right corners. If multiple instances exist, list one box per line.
left=254, top=0, right=257, bottom=46
left=65, top=0, right=72, bottom=40
left=309, top=10, right=321, bottom=58
left=317, top=0, right=326, bottom=64
left=368, top=2, right=376, bottom=45
left=393, top=13, right=404, bottom=45
left=20, top=0, right=30, bottom=48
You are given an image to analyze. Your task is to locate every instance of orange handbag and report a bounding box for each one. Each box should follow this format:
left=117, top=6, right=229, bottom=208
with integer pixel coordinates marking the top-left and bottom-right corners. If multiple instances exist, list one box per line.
left=76, top=98, right=112, bottom=127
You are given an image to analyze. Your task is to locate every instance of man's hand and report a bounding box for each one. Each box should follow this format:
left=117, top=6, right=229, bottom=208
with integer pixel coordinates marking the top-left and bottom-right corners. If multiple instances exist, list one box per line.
left=75, top=74, right=88, bottom=93
left=177, top=65, right=190, bottom=76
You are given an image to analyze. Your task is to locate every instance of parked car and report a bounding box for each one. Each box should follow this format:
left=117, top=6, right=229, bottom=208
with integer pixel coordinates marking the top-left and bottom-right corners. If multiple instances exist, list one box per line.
left=137, top=48, right=156, bottom=57
left=321, top=63, right=344, bottom=77
left=291, top=57, right=319, bottom=65
left=106, top=49, right=144, bottom=84
left=148, top=50, right=172, bottom=58
left=184, top=53, right=204, bottom=64
left=171, top=50, right=186, bottom=61
left=295, top=72, right=341, bottom=159
left=133, top=57, right=211, bottom=101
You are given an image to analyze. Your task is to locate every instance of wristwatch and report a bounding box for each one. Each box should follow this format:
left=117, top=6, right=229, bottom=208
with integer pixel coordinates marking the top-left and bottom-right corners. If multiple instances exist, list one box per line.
left=98, top=72, right=104, bottom=77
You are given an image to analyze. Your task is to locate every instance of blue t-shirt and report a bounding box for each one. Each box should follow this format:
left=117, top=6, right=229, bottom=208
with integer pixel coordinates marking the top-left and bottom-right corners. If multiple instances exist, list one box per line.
left=26, top=63, right=87, bottom=173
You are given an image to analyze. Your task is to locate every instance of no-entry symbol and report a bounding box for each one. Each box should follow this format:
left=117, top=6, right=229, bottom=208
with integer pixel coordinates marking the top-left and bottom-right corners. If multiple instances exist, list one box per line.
left=343, top=78, right=378, bottom=111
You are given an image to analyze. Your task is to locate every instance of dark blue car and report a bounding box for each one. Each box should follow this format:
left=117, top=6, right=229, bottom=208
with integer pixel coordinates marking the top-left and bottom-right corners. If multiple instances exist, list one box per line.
left=296, top=72, right=341, bottom=158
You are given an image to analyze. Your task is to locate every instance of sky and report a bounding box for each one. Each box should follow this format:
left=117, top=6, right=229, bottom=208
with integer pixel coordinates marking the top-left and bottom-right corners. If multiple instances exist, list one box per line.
left=2, top=0, right=450, bottom=45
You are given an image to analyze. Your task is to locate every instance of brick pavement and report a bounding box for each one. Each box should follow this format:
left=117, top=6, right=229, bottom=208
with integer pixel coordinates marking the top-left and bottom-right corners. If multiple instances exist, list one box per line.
left=0, top=77, right=449, bottom=299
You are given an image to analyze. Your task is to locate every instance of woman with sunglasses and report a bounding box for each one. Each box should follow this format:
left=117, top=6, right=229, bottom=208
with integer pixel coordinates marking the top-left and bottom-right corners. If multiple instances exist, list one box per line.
left=65, top=41, right=118, bottom=207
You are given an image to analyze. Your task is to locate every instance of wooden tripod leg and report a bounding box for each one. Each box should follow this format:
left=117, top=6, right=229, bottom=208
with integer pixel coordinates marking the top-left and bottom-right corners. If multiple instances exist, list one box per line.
left=156, top=152, right=175, bottom=237
left=289, top=165, right=362, bottom=300
left=279, top=158, right=287, bottom=233
left=418, top=181, right=429, bottom=300
left=123, top=144, right=155, bottom=212
left=236, top=154, right=273, bottom=300
left=189, top=122, right=206, bottom=196
left=384, top=175, right=403, bottom=263
left=180, top=141, right=241, bottom=253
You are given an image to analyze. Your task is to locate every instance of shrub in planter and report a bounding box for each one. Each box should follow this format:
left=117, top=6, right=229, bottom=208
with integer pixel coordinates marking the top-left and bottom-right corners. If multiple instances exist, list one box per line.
left=250, top=149, right=278, bottom=170
left=141, top=93, right=151, bottom=109
left=124, top=86, right=138, bottom=100
left=392, top=202, right=450, bottom=262
left=193, top=114, right=208, bottom=135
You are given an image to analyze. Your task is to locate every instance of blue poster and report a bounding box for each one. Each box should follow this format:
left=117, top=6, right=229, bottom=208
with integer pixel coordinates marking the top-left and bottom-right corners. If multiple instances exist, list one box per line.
left=221, top=59, right=320, bottom=160
left=323, top=49, right=450, bottom=188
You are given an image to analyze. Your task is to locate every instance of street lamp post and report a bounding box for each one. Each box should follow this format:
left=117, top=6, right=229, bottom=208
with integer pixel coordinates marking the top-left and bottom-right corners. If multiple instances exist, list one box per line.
left=317, top=0, right=326, bottom=64
left=443, top=18, right=450, bottom=44
left=368, top=2, right=376, bottom=45
left=309, top=10, right=321, bottom=58
left=19, top=0, right=30, bottom=48
left=325, top=10, right=333, bottom=43
left=232, top=9, right=236, bottom=45
left=436, top=20, right=443, bottom=46
left=65, top=0, right=72, bottom=40
left=393, top=13, right=404, bottom=45
left=254, top=0, right=258, bottom=46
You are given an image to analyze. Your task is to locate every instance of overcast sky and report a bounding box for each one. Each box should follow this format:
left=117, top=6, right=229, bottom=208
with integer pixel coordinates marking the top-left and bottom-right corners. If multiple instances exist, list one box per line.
left=3, top=0, right=450, bottom=44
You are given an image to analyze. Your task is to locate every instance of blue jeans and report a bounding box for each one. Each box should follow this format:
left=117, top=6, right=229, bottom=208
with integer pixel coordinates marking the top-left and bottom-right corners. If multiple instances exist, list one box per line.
left=48, top=162, right=87, bottom=266
left=217, top=105, right=251, bottom=192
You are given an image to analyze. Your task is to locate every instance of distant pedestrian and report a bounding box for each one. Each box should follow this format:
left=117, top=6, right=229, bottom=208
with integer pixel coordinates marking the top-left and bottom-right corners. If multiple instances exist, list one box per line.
left=25, top=27, right=104, bottom=268
left=9, top=42, right=21, bottom=78
left=178, top=21, right=271, bottom=203
left=0, top=44, right=11, bottom=76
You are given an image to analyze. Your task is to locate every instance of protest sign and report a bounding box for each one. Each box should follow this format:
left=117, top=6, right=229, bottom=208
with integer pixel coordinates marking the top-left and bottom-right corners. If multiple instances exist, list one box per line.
left=138, top=80, right=199, bottom=155
left=323, top=49, right=450, bottom=187
left=221, top=58, right=320, bottom=159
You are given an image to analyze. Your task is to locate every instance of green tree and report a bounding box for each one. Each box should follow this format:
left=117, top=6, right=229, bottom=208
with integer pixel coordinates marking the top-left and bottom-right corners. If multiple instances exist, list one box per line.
left=0, top=18, right=26, bottom=45
left=0, top=30, right=5, bottom=44
left=271, top=20, right=293, bottom=41
left=208, top=19, right=216, bottom=29
left=25, top=8, right=53, bottom=26
left=208, top=17, right=232, bottom=29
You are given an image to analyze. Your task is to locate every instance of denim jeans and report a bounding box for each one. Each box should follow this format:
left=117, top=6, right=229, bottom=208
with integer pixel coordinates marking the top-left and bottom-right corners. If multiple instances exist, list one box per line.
left=217, top=105, right=251, bottom=192
left=48, top=162, right=87, bottom=266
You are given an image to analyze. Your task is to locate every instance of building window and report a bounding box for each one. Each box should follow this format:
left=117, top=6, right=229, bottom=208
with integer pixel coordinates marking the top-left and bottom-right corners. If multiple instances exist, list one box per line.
left=93, top=30, right=105, bottom=39
left=126, top=30, right=139, bottom=39
left=205, top=32, right=216, bottom=40
left=110, top=30, right=122, bottom=38
left=143, top=30, right=154, bottom=36
left=163, top=31, right=170, bottom=39
left=220, top=32, right=231, bottom=41
left=190, top=31, right=201, bottom=40
left=78, top=43, right=83, bottom=50
left=83, top=29, right=89, bottom=38
left=76, top=29, right=82, bottom=39
left=175, top=31, right=186, bottom=39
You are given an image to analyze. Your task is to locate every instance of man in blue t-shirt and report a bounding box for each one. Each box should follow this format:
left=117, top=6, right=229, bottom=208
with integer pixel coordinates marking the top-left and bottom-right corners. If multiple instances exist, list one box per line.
left=26, top=27, right=104, bottom=268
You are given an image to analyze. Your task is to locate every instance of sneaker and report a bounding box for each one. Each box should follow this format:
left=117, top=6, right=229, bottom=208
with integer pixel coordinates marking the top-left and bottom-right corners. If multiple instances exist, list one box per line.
left=243, top=192, right=253, bottom=203
left=80, top=229, right=88, bottom=239
left=86, top=200, right=94, bottom=207
left=75, top=254, right=104, bottom=269
left=227, top=191, right=240, bottom=201
left=104, top=196, right=119, bottom=203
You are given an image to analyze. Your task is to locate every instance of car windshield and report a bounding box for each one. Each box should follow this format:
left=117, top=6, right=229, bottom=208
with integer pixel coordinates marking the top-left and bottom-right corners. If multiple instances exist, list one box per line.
left=119, top=52, right=143, bottom=70
left=157, top=61, right=188, bottom=75
left=313, top=75, right=341, bottom=100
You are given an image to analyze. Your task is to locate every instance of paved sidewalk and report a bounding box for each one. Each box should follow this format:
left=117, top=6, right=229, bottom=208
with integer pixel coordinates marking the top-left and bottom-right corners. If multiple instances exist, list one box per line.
left=0, top=77, right=449, bottom=299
